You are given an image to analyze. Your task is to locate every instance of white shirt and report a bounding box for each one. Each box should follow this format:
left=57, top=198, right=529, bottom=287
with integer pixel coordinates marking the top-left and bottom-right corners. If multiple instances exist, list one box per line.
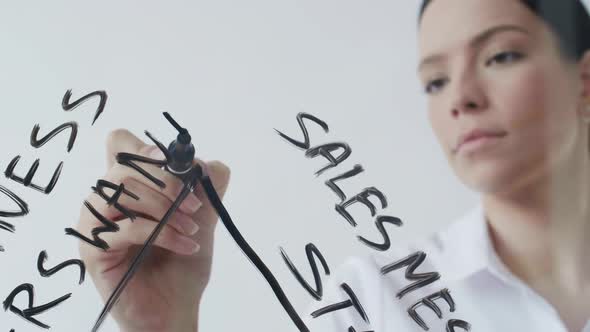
left=304, top=201, right=590, bottom=332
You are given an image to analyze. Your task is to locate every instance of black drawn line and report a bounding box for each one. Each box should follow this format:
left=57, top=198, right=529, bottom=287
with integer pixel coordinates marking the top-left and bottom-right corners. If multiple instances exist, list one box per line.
left=0, top=220, right=15, bottom=233
left=275, top=112, right=329, bottom=150
left=61, top=89, right=107, bottom=125
left=324, top=164, right=364, bottom=202
left=357, top=215, right=403, bottom=251
left=447, top=319, right=471, bottom=331
left=64, top=200, right=120, bottom=250
left=91, top=167, right=198, bottom=332
left=277, top=111, right=475, bottom=331
left=305, top=142, right=352, bottom=177
left=348, top=327, right=374, bottom=332
left=381, top=251, right=440, bottom=299
left=37, top=250, right=86, bottom=285
left=408, top=288, right=455, bottom=331
left=111, top=129, right=171, bottom=191
left=0, top=186, right=30, bottom=218
left=144, top=130, right=173, bottom=161
left=4, top=156, right=63, bottom=194
left=201, top=169, right=310, bottom=331
left=311, top=299, right=353, bottom=318
left=341, top=283, right=369, bottom=323
left=336, top=187, right=387, bottom=227
left=91, top=113, right=310, bottom=332
left=116, top=152, right=167, bottom=188
left=280, top=243, right=331, bottom=301
left=310, top=283, right=369, bottom=323
left=30, top=122, right=78, bottom=153
left=0, top=185, right=30, bottom=252
left=91, top=180, right=139, bottom=221
left=3, top=283, right=71, bottom=329
left=66, top=179, right=140, bottom=250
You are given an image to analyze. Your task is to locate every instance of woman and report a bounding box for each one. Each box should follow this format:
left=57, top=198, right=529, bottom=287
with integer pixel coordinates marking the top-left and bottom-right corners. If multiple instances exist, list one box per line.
left=76, top=0, right=590, bottom=331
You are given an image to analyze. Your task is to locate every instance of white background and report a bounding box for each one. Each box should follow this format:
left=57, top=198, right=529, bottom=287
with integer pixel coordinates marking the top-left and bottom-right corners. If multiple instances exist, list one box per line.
left=0, top=1, right=586, bottom=331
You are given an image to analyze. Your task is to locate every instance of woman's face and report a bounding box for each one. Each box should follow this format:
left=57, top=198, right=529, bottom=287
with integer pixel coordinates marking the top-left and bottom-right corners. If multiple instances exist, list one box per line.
left=418, top=0, right=590, bottom=195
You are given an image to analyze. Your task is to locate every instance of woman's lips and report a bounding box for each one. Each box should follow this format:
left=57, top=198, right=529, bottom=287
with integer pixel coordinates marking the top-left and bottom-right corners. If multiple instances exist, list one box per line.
left=456, top=133, right=507, bottom=154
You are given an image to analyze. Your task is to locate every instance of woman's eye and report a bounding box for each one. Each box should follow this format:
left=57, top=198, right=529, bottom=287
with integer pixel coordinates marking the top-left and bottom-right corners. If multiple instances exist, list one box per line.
left=487, top=51, right=523, bottom=65
left=424, top=78, right=447, bottom=94
left=422, top=51, right=523, bottom=94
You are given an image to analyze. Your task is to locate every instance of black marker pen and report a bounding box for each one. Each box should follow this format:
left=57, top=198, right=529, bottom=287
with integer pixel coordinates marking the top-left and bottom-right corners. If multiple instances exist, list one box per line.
left=162, top=112, right=196, bottom=179
left=93, top=112, right=309, bottom=332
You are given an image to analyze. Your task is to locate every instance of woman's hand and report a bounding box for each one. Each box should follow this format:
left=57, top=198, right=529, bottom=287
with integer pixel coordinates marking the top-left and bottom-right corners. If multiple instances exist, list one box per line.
left=75, top=129, right=231, bottom=332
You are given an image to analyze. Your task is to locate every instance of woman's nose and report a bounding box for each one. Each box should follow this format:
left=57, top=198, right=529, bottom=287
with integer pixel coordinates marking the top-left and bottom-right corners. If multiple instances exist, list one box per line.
left=449, top=69, right=488, bottom=117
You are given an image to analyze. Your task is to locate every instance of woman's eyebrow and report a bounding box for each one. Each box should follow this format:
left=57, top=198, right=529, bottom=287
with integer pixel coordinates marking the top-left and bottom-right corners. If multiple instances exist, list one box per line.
left=417, top=24, right=530, bottom=74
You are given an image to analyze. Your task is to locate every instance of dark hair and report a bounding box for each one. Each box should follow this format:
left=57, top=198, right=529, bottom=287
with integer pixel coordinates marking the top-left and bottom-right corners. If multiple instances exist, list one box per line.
left=418, top=0, right=590, bottom=63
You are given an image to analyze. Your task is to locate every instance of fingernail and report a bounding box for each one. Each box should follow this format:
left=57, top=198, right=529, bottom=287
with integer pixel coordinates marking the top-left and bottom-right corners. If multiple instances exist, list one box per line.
left=191, top=242, right=200, bottom=254
left=178, top=214, right=199, bottom=235
left=179, top=236, right=200, bottom=254
left=149, top=147, right=165, bottom=160
left=182, top=194, right=202, bottom=214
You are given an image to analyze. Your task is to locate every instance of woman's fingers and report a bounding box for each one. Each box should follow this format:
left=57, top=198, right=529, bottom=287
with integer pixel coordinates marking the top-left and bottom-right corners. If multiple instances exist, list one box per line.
left=108, top=151, right=201, bottom=216
left=99, top=216, right=200, bottom=255
left=93, top=176, right=200, bottom=236
left=104, top=129, right=200, bottom=215
left=78, top=129, right=228, bottom=259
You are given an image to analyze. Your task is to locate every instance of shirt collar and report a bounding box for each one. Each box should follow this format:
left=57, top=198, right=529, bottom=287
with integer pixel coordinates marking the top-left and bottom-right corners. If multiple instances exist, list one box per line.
left=440, top=200, right=518, bottom=285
